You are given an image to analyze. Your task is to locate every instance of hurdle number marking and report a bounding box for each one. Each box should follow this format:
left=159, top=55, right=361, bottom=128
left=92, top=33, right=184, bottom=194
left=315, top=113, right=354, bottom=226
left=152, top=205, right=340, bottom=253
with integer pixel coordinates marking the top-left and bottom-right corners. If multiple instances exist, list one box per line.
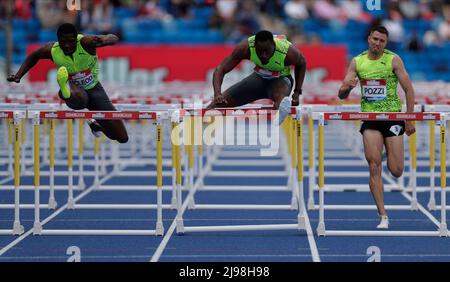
left=66, top=246, right=81, bottom=262
left=366, top=246, right=381, bottom=262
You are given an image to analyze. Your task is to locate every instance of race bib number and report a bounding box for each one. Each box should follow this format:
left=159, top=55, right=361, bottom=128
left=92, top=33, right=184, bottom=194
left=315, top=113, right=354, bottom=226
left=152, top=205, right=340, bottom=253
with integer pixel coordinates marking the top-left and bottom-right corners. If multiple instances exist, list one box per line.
left=69, top=69, right=96, bottom=89
left=254, top=66, right=280, bottom=79
left=361, top=79, right=387, bottom=101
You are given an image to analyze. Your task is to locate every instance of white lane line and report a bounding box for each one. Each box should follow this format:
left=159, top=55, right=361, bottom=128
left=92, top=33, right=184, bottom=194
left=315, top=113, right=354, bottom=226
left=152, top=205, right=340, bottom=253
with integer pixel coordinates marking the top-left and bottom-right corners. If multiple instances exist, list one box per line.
left=279, top=130, right=320, bottom=262
left=150, top=149, right=219, bottom=262
left=303, top=209, right=320, bottom=262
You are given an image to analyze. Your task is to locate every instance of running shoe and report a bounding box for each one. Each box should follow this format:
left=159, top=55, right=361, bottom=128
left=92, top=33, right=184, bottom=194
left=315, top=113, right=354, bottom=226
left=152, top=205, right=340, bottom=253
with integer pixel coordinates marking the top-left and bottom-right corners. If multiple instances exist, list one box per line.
left=278, top=96, right=292, bottom=125
left=376, top=215, right=389, bottom=229
left=57, top=66, right=71, bottom=99
left=87, top=119, right=102, bottom=138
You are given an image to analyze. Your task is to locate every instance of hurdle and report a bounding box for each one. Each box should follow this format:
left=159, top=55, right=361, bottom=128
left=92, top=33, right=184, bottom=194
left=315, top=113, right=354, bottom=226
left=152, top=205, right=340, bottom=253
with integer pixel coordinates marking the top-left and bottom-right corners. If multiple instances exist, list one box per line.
left=184, top=107, right=298, bottom=209
left=184, top=105, right=298, bottom=202
left=175, top=106, right=307, bottom=234
left=0, top=104, right=27, bottom=184
left=0, top=110, right=25, bottom=235
left=0, top=116, right=13, bottom=183
left=70, top=104, right=184, bottom=194
left=424, top=105, right=450, bottom=211
left=315, top=111, right=448, bottom=237
left=30, top=110, right=165, bottom=236
left=0, top=103, right=86, bottom=211
left=0, top=103, right=86, bottom=195
left=305, top=104, right=425, bottom=210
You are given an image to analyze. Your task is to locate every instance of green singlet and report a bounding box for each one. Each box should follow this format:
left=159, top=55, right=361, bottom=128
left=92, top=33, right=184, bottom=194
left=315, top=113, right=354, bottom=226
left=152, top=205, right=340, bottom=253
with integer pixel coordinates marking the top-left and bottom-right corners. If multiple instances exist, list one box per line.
left=51, top=34, right=99, bottom=90
left=248, top=35, right=291, bottom=79
left=355, top=49, right=401, bottom=112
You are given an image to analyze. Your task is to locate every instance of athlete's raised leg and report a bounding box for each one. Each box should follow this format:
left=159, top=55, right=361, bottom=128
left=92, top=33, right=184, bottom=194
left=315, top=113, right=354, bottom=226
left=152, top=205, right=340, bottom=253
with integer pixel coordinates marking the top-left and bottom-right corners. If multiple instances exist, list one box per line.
left=270, top=76, right=293, bottom=124
left=207, top=73, right=271, bottom=109
left=86, top=83, right=129, bottom=143
left=270, top=77, right=292, bottom=109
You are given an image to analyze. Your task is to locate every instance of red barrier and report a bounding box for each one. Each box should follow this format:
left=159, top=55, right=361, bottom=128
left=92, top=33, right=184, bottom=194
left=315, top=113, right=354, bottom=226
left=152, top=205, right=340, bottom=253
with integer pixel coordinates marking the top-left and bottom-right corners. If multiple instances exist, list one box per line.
left=27, top=44, right=347, bottom=83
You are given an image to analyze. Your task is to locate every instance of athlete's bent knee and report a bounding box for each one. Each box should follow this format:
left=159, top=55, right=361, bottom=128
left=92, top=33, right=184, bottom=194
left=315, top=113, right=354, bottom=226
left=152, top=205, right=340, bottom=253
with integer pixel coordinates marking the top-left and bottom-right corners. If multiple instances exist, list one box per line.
left=117, top=134, right=129, bottom=144
left=389, top=165, right=403, bottom=178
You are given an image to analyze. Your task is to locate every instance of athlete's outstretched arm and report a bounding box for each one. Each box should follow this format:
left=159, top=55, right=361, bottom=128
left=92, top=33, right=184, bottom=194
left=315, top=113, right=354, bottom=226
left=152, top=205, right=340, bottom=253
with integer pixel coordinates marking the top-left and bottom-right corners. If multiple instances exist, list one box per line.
left=212, top=40, right=249, bottom=103
left=284, top=46, right=306, bottom=105
left=338, top=58, right=358, bottom=99
left=6, top=43, right=53, bottom=83
left=81, top=34, right=119, bottom=49
left=393, top=55, right=416, bottom=135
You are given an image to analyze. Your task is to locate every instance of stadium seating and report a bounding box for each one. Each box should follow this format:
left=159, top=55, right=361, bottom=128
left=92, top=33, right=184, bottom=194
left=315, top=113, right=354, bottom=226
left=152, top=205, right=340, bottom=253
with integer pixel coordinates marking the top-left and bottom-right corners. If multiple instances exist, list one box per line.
left=3, top=2, right=449, bottom=81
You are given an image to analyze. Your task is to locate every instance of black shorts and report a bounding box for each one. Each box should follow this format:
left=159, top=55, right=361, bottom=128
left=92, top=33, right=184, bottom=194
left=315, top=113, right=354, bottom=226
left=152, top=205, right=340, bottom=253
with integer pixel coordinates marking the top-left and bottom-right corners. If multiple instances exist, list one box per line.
left=58, top=82, right=117, bottom=111
left=360, top=120, right=405, bottom=138
left=225, top=72, right=294, bottom=105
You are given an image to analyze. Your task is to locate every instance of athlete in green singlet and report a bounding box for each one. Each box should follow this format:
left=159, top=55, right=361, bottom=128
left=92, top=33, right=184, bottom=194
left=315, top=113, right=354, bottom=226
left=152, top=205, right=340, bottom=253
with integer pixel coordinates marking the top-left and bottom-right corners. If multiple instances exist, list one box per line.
left=207, top=30, right=307, bottom=124
left=7, top=23, right=128, bottom=143
left=338, top=26, right=416, bottom=229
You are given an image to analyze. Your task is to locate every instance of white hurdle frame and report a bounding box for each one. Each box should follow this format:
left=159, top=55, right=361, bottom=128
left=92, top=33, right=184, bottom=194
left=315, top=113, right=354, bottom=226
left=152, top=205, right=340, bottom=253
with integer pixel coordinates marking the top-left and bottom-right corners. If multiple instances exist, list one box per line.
left=306, top=104, right=424, bottom=210
left=424, top=105, right=450, bottom=211
left=0, top=110, right=26, bottom=235
left=175, top=106, right=306, bottom=234
left=183, top=106, right=297, bottom=211
left=315, top=111, right=448, bottom=237
left=29, top=110, right=165, bottom=236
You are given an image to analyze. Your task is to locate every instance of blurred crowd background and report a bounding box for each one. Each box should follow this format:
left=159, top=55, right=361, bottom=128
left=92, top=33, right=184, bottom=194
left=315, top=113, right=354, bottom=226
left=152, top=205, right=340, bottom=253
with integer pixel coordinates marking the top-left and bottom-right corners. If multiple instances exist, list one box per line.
left=0, top=0, right=449, bottom=81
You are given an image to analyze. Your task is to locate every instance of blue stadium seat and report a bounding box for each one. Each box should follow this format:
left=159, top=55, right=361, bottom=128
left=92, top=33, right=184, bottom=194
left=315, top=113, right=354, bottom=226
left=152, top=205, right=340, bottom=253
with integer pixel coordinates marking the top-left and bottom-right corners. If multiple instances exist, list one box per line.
left=417, top=20, right=431, bottom=32
left=27, top=18, right=41, bottom=32
left=439, top=72, right=450, bottom=81
left=13, top=53, right=26, bottom=65
left=161, top=31, right=185, bottom=44
left=174, top=18, right=209, bottom=31
left=347, top=20, right=369, bottom=33
left=159, top=0, right=171, bottom=11
left=204, top=30, right=224, bottom=43
left=39, top=29, right=57, bottom=43
left=303, top=19, right=321, bottom=31
left=162, top=30, right=223, bottom=44
left=13, top=30, right=27, bottom=43
left=403, top=19, right=419, bottom=31
left=195, top=7, right=214, bottom=17
left=137, top=20, right=162, bottom=31
left=174, top=19, right=189, bottom=30
left=148, top=30, right=163, bottom=43
left=123, top=30, right=150, bottom=43
left=113, top=7, right=138, bottom=19
left=12, top=19, right=28, bottom=30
